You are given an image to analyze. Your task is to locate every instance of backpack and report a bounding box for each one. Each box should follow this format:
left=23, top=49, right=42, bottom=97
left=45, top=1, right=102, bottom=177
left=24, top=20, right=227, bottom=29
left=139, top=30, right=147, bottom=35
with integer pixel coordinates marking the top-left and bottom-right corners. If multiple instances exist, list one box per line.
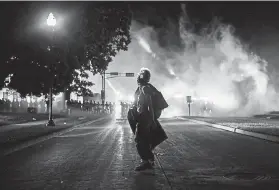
left=148, top=84, right=168, bottom=118
left=137, top=84, right=168, bottom=119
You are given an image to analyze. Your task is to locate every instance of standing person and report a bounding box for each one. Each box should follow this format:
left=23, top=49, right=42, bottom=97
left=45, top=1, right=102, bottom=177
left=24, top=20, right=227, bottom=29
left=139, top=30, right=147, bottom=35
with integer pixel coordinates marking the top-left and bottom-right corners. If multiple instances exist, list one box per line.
left=45, top=98, right=49, bottom=114
left=92, top=101, right=96, bottom=114
left=78, top=101, right=82, bottom=112
left=89, top=100, right=94, bottom=114
left=105, top=101, right=109, bottom=114
left=34, top=99, right=39, bottom=113
left=96, top=102, right=100, bottom=114
left=40, top=99, right=45, bottom=113
left=120, top=101, right=124, bottom=118
left=128, top=68, right=168, bottom=171
left=12, top=99, right=17, bottom=112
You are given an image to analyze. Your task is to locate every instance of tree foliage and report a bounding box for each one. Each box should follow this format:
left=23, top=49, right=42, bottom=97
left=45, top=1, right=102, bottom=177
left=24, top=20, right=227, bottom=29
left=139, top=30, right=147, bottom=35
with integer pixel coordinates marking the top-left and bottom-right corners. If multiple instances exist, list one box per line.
left=80, top=2, right=132, bottom=74
left=68, top=70, right=94, bottom=97
left=6, top=43, right=77, bottom=97
left=0, top=2, right=132, bottom=97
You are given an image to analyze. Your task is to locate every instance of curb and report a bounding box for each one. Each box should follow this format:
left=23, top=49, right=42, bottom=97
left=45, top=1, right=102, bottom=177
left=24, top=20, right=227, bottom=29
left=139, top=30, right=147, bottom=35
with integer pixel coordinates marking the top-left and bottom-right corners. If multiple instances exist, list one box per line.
left=177, top=117, right=279, bottom=144
left=1, top=115, right=111, bottom=157
left=0, top=114, right=66, bottom=126
left=0, top=117, right=73, bottom=132
left=0, top=115, right=71, bottom=127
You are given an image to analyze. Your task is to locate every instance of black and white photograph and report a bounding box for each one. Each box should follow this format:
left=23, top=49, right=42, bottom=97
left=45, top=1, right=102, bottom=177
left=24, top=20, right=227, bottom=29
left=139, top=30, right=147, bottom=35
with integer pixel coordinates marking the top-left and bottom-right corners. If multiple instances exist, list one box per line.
left=0, top=1, right=279, bottom=189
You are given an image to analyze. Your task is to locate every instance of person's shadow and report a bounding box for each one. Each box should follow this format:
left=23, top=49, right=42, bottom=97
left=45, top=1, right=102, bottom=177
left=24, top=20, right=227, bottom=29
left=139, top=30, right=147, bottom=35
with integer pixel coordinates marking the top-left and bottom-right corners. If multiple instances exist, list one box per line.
left=133, top=168, right=163, bottom=190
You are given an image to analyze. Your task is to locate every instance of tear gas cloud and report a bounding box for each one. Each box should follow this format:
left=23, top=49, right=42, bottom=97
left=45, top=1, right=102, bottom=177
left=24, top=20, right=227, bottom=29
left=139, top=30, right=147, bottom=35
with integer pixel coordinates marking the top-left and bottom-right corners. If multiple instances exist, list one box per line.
left=90, top=6, right=279, bottom=117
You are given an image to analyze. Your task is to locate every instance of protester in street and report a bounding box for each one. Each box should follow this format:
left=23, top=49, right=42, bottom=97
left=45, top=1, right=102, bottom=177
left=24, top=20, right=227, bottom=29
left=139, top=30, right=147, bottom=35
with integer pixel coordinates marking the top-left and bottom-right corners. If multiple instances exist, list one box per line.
left=96, top=102, right=100, bottom=114
left=127, top=67, right=168, bottom=171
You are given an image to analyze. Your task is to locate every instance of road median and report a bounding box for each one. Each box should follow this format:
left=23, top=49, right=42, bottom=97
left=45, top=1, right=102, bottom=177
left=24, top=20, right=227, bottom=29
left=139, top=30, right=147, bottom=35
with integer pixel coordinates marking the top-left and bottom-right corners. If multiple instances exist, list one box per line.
left=178, top=116, right=279, bottom=144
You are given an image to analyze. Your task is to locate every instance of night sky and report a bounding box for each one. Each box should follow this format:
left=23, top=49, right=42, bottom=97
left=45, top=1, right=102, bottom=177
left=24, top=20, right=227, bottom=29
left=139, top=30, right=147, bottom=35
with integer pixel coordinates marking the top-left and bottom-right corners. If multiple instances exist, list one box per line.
left=187, top=2, right=279, bottom=41
left=130, top=2, right=279, bottom=42
left=1, top=2, right=279, bottom=35
left=1, top=1, right=279, bottom=66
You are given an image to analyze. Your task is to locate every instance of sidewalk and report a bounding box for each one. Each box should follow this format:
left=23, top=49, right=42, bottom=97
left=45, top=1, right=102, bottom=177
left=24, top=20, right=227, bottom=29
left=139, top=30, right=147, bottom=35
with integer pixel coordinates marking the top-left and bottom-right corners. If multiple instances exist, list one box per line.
left=179, top=116, right=279, bottom=143
left=0, top=112, right=65, bottom=126
left=0, top=114, right=110, bottom=154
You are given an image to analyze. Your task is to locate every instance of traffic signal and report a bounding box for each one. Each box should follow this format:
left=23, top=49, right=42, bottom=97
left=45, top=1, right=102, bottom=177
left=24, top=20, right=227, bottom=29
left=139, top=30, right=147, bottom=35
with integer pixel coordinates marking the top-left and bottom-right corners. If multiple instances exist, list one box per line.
left=110, top=72, right=119, bottom=76
left=126, top=73, right=134, bottom=77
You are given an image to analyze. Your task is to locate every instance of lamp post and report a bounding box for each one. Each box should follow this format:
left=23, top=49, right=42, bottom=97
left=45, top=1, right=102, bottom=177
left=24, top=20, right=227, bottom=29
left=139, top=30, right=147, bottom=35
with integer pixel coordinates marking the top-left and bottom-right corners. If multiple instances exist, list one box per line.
left=46, top=13, right=56, bottom=127
left=101, top=71, right=106, bottom=107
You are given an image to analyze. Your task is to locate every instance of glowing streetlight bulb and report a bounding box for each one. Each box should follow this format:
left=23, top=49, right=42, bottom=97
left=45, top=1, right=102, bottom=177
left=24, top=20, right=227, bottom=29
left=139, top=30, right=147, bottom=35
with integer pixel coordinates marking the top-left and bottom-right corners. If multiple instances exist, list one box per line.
left=47, top=13, right=56, bottom=27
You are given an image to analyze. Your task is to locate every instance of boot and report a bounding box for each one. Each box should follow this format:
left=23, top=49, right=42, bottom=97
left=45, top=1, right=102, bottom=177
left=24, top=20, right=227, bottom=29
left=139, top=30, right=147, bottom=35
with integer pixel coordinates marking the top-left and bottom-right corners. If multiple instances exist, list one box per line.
left=135, top=160, right=153, bottom=171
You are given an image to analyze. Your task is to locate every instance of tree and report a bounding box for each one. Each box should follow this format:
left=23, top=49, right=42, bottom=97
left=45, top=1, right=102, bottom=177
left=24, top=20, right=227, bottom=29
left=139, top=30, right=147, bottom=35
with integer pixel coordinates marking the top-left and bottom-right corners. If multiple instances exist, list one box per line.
left=78, top=2, right=132, bottom=74
left=67, top=70, right=94, bottom=97
left=5, top=41, right=86, bottom=97
left=1, top=2, right=132, bottom=98
left=0, top=2, right=23, bottom=89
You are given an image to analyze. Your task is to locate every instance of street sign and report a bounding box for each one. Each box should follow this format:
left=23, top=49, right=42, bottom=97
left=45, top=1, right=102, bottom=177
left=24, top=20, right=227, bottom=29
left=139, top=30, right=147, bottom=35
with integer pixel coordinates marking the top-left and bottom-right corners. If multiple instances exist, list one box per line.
left=186, top=96, right=192, bottom=103
left=186, top=96, right=192, bottom=116
left=126, top=73, right=134, bottom=77
left=110, top=72, right=119, bottom=76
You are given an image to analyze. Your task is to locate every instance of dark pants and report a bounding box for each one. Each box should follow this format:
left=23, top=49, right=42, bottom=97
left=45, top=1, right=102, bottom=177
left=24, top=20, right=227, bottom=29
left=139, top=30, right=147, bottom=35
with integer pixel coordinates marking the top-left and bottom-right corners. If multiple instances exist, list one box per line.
left=128, top=107, right=154, bottom=161
left=128, top=107, right=168, bottom=148
left=136, top=136, right=154, bottom=161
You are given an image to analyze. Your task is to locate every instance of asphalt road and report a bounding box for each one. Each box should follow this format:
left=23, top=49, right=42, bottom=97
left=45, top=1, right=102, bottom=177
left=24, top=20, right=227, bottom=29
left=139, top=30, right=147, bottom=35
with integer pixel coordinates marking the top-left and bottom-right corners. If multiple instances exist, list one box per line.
left=0, top=117, right=279, bottom=190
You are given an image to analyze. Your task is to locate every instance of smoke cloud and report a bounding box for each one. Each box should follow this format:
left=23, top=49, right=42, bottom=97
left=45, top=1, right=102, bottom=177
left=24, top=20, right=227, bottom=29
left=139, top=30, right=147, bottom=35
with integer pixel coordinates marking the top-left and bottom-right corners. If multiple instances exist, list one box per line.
left=89, top=5, right=279, bottom=117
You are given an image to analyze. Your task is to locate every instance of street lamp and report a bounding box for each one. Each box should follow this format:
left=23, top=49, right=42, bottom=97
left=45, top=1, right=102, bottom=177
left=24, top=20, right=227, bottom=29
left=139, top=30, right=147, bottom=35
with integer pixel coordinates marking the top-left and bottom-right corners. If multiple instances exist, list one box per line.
left=47, top=13, right=56, bottom=27
left=46, top=12, right=56, bottom=127
left=101, top=71, right=106, bottom=109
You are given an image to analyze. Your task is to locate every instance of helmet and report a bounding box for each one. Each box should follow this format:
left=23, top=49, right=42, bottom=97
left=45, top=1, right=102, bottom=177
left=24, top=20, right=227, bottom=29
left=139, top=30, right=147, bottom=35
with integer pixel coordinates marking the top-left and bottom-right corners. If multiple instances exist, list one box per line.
left=137, top=67, right=151, bottom=84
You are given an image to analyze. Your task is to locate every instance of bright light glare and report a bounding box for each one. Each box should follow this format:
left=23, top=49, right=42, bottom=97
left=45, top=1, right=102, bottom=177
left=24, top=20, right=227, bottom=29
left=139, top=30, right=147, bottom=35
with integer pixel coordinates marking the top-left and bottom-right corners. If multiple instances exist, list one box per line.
left=106, top=80, right=118, bottom=94
left=128, top=95, right=134, bottom=102
left=173, top=94, right=184, bottom=99
left=137, top=36, right=152, bottom=54
left=115, top=102, right=122, bottom=119
left=47, top=13, right=56, bottom=27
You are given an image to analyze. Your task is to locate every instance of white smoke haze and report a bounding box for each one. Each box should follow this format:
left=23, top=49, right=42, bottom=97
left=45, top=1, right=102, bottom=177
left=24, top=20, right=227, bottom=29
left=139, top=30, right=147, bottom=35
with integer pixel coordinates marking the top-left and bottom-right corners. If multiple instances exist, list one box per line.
left=89, top=6, right=279, bottom=117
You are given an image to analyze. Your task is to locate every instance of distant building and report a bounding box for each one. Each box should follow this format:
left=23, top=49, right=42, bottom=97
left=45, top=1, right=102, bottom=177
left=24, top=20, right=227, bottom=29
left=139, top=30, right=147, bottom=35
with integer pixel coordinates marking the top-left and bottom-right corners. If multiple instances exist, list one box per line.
left=0, top=88, right=20, bottom=101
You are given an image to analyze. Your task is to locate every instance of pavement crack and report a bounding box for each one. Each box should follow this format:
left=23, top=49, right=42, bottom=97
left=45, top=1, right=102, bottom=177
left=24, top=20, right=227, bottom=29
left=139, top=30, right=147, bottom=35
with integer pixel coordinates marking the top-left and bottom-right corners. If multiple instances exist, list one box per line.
left=154, top=151, right=173, bottom=190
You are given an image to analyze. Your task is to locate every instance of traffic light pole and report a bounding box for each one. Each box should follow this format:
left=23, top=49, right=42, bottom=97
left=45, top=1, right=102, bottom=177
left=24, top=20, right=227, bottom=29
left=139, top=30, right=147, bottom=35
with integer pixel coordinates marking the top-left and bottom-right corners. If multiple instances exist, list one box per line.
left=101, top=72, right=134, bottom=109
left=101, top=71, right=105, bottom=106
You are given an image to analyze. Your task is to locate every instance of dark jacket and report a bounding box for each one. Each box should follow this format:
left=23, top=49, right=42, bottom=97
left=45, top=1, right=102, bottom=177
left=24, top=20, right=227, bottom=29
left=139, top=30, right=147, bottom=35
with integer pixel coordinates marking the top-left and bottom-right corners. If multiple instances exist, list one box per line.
left=127, top=107, right=168, bottom=149
left=127, top=83, right=168, bottom=149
